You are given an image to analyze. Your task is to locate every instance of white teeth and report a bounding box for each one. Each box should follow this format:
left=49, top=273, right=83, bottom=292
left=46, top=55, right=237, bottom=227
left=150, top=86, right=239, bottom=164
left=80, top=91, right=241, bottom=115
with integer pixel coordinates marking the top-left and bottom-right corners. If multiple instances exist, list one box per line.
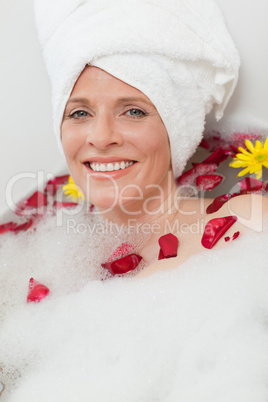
left=89, top=161, right=134, bottom=172
left=107, top=163, right=114, bottom=172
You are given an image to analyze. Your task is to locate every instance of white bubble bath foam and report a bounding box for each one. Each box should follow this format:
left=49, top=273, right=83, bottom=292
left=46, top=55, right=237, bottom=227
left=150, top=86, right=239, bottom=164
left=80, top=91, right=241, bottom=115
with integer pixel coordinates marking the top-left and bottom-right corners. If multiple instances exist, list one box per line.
left=0, top=207, right=268, bottom=401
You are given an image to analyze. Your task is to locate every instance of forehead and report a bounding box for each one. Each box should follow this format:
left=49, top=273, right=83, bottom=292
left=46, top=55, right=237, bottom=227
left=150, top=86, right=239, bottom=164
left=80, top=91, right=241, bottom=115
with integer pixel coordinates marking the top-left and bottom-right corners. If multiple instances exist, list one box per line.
left=70, top=65, right=152, bottom=102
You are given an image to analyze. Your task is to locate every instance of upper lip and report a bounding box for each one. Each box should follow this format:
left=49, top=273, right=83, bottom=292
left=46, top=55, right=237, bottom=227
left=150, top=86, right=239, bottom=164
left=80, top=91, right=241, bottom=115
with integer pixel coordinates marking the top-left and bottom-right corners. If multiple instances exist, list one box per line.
left=83, top=157, right=136, bottom=164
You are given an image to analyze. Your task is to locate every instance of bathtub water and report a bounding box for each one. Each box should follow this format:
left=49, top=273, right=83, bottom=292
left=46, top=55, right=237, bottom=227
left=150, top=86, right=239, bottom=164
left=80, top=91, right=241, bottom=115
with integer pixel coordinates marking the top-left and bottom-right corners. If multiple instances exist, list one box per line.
left=0, top=208, right=268, bottom=401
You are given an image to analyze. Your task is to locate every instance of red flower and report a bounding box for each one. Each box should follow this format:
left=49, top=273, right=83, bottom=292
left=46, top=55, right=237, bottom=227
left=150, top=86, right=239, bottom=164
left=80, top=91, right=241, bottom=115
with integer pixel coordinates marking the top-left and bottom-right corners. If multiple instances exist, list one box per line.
left=158, top=233, right=179, bottom=260
left=27, top=278, right=50, bottom=303
left=101, top=254, right=142, bottom=275
left=196, top=174, right=223, bottom=191
left=201, top=216, right=237, bottom=249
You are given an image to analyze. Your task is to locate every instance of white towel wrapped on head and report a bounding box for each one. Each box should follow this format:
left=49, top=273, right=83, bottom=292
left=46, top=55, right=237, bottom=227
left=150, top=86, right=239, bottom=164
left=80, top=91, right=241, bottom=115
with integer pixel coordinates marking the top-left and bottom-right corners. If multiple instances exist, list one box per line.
left=34, top=0, right=240, bottom=178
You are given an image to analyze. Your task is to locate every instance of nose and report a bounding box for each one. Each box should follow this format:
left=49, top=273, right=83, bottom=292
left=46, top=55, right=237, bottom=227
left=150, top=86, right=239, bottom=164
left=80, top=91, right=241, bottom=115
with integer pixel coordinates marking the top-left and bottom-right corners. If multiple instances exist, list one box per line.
left=86, top=114, right=123, bottom=150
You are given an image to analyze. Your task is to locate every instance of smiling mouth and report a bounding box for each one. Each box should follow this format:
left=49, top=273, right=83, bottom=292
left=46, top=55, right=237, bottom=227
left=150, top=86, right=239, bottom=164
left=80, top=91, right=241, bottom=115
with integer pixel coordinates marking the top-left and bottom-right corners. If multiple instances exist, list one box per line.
left=84, top=161, right=136, bottom=172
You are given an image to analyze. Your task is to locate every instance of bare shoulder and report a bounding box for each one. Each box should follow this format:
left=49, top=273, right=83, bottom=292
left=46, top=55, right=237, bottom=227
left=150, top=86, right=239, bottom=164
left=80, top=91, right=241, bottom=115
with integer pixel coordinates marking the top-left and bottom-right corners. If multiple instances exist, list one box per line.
left=136, top=194, right=268, bottom=278
left=205, top=194, right=268, bottom=233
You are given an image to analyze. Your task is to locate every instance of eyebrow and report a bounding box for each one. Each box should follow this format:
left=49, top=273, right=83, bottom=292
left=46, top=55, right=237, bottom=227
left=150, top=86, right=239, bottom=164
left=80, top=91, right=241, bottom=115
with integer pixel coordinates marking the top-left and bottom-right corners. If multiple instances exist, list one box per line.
left=116, top=97, right=156, bottom=109
left=66, top=96, right=156, bottom=109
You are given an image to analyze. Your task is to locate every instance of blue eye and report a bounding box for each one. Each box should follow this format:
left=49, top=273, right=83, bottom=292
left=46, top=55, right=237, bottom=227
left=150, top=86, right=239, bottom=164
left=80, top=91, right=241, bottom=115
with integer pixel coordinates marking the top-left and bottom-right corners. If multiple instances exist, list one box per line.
left=126, top=109, right=146, bottom=117
left=70, top=110, right=88, bottom=118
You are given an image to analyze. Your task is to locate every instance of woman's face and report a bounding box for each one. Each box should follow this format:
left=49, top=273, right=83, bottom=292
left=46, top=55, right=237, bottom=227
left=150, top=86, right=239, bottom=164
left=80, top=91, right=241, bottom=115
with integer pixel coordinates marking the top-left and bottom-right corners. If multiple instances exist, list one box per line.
left=61, top=66, right=173, bottom=213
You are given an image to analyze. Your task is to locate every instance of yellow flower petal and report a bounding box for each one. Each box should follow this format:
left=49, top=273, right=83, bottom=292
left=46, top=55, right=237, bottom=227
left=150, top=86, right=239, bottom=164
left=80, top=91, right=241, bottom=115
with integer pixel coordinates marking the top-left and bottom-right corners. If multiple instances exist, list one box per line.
left=255, top=170, right=263, bottom=179
left=245, top=139, right=255, bottom=153
left=62, top=177, right=84, bottom=201
left=264, top=137, right=268, bottom=151
left=237, top=167, right=251, bottom=177
left=237, top=147, right=251, bottom=156
left=230, top=137, right=268, bottom=179
left=255, top=140, right=262, bottom=151
left=235, top=153, right=252, bottom=161
left=229, top=160, right=249, bottom=168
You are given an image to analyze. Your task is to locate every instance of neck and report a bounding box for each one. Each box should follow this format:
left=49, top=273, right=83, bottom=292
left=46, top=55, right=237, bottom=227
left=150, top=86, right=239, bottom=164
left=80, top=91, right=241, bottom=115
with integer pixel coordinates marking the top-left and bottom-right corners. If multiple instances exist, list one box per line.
left=95, top=178, right=184, bottom=263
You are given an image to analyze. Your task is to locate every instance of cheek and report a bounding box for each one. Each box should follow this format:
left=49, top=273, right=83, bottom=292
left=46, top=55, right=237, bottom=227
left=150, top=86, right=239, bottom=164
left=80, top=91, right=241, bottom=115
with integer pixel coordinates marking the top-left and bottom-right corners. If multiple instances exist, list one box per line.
left=144, top=125, right=171, bottom=163
left=61, top=126, right=80, bottom=161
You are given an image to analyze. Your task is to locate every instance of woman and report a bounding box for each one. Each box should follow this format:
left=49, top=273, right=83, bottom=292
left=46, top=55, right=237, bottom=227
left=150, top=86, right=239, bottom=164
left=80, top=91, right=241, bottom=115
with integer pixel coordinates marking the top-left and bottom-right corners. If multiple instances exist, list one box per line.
left=60, top=64, right=267, bottom=275
left=1, top=0, right=268, bottom=400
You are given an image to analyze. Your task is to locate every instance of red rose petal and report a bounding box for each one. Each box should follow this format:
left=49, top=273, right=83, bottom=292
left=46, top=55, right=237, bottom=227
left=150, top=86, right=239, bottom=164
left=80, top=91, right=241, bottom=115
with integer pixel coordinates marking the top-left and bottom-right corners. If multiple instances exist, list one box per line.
left=10, top=219, right=33, bottom=233
left=238, top=177, right=263, bottom=192
left=53, top=201, right=78, bottom=209
left=202, top=147, right=229, bottom=165
left=107, top=243, right=135, bottom=262
left=196, top=174, right=223, bottom=191
left=177, top=163, right=217, bottom=186
left=101, top=254, right=142, bottom=275
left=200, top=138, right=210, bottom=150
left=158, top=233, right=179, bottom=259
left=225, top=231, right=240, bottom=243
left=206, top=192, right=242, bottom=214
left=230, top=144, right=239, bottom=156
left=89, top=204, right=95, bottom=212
left=0, top=222, right=16, bottom=234
left=263, top=183, right=268, bottom=193
left=232, top=231, right=240, bottom=240
left=24, top=191, right=47, bottom=208
left=158, top=248, right=165, bottom=260
left=201, top=216, right=237, bottom=249
left=44, top=175, right=70, bottom=196
left=16, top=191, right=47, bottom=216
left=206, top=194, right=232, bottom=214
left=27, top=278, right=50, bottom=303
